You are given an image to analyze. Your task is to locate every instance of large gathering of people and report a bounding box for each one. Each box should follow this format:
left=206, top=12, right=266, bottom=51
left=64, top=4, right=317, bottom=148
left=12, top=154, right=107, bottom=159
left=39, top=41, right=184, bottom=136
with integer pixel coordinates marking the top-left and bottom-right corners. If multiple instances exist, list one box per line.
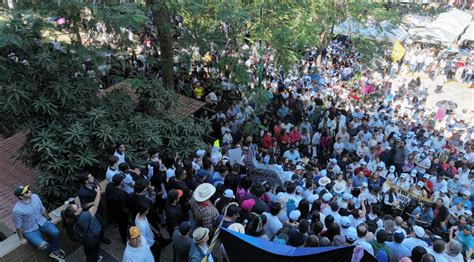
left=11, top=18, right=473, bottom=262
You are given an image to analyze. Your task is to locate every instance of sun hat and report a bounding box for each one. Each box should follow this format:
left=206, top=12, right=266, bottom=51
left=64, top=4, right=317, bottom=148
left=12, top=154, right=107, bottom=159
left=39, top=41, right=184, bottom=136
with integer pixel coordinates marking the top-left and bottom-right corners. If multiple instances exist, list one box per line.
left=192, top=227, right=209, bottom=242
left=318, top=177, right=331, bottom=186
left=223, top=189, right=235, bottom=199
left=14, top=185, right=30, bottom=198
left=333, top=182, right=346, bottom=194
left=193, top=183, right=216, bottom=202
left=129, top=226, right=141, bottom=239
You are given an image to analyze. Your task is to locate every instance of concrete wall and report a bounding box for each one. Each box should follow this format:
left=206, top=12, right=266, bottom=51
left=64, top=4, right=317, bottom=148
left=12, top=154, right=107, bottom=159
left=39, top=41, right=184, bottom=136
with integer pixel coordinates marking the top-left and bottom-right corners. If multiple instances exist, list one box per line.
left=0, top=204, right=80, bottom=262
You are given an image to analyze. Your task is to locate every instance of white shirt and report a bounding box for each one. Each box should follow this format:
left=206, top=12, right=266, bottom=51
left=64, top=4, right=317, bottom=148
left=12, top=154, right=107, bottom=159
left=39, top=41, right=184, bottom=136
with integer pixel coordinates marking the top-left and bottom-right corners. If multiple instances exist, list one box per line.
left=123, top=240, right=154, bottom=262
left=135, top=215, right=155, bottom=246
left=402, top=237, right=428, bottom=253
left=263, top=212, right=283, bottom=239
left=106, top=166, right=119, bottom=182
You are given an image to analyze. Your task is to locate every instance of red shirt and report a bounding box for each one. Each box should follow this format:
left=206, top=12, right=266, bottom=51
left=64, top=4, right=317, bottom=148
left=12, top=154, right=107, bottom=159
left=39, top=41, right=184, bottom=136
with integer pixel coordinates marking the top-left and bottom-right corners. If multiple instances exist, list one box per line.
left=262, top=134, right=273, bottom=149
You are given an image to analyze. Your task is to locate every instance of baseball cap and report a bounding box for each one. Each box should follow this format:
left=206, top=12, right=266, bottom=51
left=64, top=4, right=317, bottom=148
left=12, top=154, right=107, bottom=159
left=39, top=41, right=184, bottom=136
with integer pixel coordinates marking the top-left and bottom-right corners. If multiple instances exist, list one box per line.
left=400, top=173, right=408, bottom=179
left=463, top=190, right=471, bottom=197
left=417, top=181, right=424, bottom=187
left=423, top=174, right=430, bottom=179
left=413, top=225, right=425, bottom=238
left=192, top=227, right=209, bottom=242
left=289, top=210, right=301, bottom=221
left=361, top=182, right=368, bottom=188
left=346, top=227, right=357, bottom=242
left=322, top=192, right=333, bottom=202
left=223, top=189, right=235, bottom=199
left=340, top=216, right=350, bottom=227
left=241, top=199, right=256, bottom=211
left=359, top=160, right=367, bottom=166
left=389, top=166, right=395, bottom=172
left=14, top=185, right=30, bottom=198
left=129, top=226, right=141, bottom=239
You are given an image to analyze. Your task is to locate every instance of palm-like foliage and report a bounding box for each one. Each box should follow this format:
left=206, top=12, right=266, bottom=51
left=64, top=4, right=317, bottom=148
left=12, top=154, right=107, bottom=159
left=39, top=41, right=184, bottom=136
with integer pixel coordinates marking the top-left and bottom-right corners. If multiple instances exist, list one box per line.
left=0, top=14, right=210, bottom=209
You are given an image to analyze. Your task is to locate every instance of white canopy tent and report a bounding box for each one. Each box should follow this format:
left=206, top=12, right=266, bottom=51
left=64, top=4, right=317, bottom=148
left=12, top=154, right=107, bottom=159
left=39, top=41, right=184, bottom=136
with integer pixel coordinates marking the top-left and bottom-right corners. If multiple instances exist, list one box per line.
left=408, top=9, right=472, bottom=46
left=458, top=21, right=474, bottom=46
left=334, top=19, right=408, bottom=42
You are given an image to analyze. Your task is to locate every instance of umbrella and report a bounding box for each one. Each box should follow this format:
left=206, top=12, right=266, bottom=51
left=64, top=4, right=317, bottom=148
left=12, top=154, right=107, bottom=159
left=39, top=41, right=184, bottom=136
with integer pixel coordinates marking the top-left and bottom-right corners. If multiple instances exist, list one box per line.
left=436, top=100, right=457, bottom=110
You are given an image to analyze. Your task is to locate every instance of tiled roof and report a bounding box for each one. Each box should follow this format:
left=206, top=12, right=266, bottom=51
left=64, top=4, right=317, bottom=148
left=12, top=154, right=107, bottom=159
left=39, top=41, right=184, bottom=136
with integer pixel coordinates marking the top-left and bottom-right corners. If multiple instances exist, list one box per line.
left=103, top=81, right=206, bottom=118
left=174, top=95, right=206, bottom=118
left=0, top=133, right=40, bottom=232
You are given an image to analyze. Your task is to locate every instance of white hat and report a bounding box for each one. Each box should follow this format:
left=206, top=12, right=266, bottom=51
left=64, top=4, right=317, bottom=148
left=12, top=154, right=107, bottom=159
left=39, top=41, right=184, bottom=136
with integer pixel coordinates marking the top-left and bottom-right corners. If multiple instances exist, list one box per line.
left=465, top=210, right=473, bottom=216
left=322, top=192, right=333, bottom=202
left=361, top=182, right=368, bottom=188
left=289, top=210, right=301, bottom=221
left=463, top=190, right=472, bottom=197
left=359, top=160, right=367, bottom=166
left=296, top=186, right=304, bottom=194
left=319, top=177, right=331, bottom=186
left=411, top=169, right=417, bottom=176
left=192, top=227, right=210, bottom=242
left=423, top=174, right=430, bottom=179
left=340, top=216, right=351, bottom=227
left=413, top=225, right=425, bottom=238
left=400, top=173, right=408, bottom=179
left=386, top=146, right=391, bottom=150
left=223, top=189, right=235, bottom=199
left=193, top=183, right=216, bottom=202
left=295, top=165, right=303, bottom=171
left=346, top=227, right=357, bottom=242
left=333, top=182, right=346, bottom=194
left=342, top=192, right=352, bottom=200
left=228, top=223, right=245, bottom=233
left=440, top=188, right=447, bottom=193
left=196, top=149, right=206, bottom=157
left=417, top=181, right=424, bottom=187
left=329, top=158, right=337, bottom=164
left=389, top=166, right=396, bottom=172
left=307, top=194, right=319, bottom=203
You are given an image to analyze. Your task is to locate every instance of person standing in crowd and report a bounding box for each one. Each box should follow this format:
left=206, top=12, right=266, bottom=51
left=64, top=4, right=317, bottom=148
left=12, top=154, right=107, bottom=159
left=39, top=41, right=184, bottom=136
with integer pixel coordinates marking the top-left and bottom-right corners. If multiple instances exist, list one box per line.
left=123, top=226, right=154, bottom=262
left=189, top=227, right=214, bottom=262
left=172, top=221, right=193, bottom=262
left=190, top=183, right=219, bottom=231
left=62, top=186, right=102, bottom=262
left=13, top=185, right=65, bottom=261
left=105, top=173, right=130, bottom=244
left=135, top=200, right=161, bottom=261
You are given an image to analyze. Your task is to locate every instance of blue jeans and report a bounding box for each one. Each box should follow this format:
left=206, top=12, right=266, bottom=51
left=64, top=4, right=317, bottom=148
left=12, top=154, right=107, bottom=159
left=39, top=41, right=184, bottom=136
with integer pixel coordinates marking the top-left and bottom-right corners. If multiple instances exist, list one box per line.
left=23, top=221, right=60, bottom=253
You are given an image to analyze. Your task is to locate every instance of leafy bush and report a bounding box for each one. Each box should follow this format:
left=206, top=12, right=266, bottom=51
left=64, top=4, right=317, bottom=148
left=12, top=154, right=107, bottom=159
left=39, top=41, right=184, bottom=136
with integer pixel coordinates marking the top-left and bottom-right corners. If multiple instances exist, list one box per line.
left=0, top=14, right=210, bottom=209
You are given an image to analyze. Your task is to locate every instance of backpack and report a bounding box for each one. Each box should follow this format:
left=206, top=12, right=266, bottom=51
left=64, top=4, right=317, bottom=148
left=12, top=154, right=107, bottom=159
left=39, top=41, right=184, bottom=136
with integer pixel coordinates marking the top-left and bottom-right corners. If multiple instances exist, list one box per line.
left=71, top=218, right=92, bottom=244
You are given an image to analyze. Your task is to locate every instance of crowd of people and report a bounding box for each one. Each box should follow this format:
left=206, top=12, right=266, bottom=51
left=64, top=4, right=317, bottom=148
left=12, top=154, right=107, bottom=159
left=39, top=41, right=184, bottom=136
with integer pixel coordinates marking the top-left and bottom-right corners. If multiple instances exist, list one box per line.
left=11, top=34, right=474, bottom=262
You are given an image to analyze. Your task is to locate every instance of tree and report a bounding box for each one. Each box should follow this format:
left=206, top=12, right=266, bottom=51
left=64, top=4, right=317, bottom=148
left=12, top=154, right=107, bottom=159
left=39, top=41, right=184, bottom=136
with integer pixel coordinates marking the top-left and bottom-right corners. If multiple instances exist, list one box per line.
left=0, top=12, right=210, bottom=209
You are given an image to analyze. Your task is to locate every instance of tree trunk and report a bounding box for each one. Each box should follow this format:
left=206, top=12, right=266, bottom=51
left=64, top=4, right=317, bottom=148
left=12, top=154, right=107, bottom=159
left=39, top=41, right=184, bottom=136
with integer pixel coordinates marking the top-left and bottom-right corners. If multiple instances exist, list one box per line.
left=147, top=0, right=175, bottom=91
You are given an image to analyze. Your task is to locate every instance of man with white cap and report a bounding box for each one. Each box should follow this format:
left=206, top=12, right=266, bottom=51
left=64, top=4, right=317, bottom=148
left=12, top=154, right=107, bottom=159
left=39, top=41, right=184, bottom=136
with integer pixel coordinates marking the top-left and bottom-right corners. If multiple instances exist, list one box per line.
left=190, top=183, right=219, bottom=231
left=397, top=173, right=411, bottom=191
left=447, top=175, right=462, bottom=197
left=401, top=225, right=428, bottom=252
left=431, top=188, right=450, bottom=208
left=344, top=227, right=358, bottom=246
left=339, top=216, right=351, bottom=238
left=451, top=190, right=472, bottom=211
left=414, top=152, right=431, bottom=175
